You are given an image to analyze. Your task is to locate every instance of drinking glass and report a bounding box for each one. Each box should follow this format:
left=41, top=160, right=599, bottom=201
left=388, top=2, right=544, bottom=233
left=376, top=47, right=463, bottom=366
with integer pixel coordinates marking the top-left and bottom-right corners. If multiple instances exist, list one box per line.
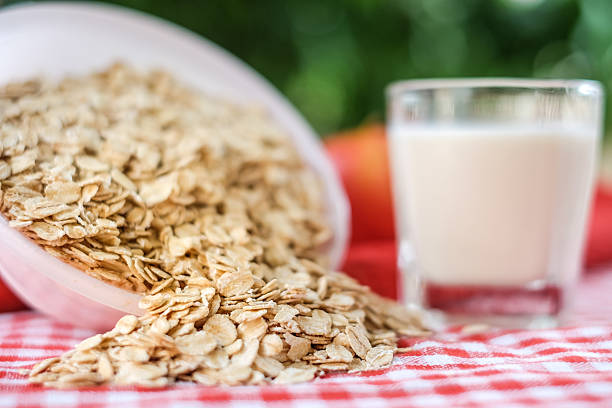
left=386, top=79, right=604, bottom=328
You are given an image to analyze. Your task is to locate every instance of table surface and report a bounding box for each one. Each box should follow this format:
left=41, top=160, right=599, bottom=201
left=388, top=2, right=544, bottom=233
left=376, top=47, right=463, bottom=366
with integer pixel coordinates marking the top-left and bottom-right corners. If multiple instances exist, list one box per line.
left=1, top=267, right=612, bottom=408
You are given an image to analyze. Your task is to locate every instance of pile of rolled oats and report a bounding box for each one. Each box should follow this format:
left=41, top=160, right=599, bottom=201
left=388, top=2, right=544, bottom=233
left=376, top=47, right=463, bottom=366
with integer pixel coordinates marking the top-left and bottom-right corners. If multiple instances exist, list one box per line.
left=0, top=64, right=428, bottom=388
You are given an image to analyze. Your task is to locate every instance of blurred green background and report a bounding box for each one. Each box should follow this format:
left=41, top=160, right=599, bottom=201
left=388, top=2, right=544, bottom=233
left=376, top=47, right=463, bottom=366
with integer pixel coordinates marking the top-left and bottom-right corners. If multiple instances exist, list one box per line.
left=3, top=0, right=612, bottom=138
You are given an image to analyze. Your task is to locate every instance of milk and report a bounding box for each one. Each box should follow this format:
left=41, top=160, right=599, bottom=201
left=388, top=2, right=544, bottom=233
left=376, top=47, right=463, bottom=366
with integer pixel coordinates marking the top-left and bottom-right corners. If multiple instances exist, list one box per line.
left=389, top=124, right=598, bottom=288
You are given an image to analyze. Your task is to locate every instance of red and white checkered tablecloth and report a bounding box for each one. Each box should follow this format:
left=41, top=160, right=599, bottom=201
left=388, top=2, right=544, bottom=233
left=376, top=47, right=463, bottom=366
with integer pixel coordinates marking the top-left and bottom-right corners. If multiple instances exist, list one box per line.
left=1, top=268, right=612, bottom=408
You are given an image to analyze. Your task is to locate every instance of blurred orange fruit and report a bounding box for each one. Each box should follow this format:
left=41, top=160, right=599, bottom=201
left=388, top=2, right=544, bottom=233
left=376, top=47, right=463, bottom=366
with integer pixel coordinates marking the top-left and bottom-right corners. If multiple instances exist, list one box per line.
left=324, top=124, right=395, bottom=242
left=585, top=184, right=612, bottom=268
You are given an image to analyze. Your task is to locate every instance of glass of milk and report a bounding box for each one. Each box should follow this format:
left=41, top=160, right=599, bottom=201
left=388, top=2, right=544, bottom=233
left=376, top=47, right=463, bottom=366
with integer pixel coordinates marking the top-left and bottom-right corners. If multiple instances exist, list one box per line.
left=387, top=79, right=604, bottom=328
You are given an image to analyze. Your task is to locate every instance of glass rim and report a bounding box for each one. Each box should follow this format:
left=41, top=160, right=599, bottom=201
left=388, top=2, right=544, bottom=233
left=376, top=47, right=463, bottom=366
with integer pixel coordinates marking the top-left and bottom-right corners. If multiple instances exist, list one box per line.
left=387, top=78, right=604, bottom=98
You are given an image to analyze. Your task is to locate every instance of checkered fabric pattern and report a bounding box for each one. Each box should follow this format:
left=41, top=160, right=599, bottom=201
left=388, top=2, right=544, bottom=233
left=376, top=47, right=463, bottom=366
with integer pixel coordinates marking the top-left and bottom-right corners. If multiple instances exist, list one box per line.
left=1, top=268, right=612, bottom=408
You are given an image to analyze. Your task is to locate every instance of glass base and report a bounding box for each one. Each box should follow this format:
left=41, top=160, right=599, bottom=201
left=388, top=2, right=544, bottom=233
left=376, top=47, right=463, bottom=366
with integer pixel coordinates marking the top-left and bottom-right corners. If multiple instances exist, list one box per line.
left=438, top=312, right=559, bottom=330
left=423, top=282, right=564, bottom=329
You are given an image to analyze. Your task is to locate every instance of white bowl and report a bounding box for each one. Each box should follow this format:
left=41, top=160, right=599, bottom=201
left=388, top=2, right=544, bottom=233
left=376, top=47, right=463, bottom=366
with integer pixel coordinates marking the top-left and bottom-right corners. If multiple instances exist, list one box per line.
left=0, top=2, right=350, bottom=330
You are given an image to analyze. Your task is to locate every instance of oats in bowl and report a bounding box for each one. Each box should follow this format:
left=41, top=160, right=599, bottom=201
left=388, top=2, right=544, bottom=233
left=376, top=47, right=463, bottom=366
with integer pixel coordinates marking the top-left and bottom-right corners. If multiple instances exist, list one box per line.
left=0, top=64, right=429, bottom=387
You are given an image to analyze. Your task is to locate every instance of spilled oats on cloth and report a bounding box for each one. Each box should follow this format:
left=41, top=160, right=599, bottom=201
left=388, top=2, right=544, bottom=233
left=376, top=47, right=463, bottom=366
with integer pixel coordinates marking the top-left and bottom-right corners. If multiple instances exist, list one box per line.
left=0, top=64, right=429, bottom=387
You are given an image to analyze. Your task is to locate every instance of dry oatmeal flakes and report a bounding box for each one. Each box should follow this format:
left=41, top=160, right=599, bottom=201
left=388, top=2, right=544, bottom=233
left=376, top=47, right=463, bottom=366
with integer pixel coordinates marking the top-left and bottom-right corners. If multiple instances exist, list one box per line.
left=0, top=64, right=431, bottom=388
